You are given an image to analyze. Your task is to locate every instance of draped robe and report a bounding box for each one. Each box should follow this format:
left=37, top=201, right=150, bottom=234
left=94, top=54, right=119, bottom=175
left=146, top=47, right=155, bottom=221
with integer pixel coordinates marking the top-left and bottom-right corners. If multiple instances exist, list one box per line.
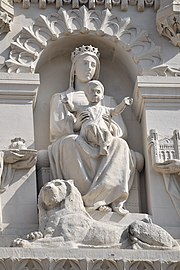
left=48, top=88, right=135, bottom=209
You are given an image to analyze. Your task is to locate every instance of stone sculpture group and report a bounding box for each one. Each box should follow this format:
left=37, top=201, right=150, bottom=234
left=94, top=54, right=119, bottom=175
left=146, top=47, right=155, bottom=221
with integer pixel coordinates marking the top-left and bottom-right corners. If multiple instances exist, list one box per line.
left=13, top=179, right=179, bottom=250
left=11, top=45, right=179, bottom=250
left=48, top=45, right=136, bottom=215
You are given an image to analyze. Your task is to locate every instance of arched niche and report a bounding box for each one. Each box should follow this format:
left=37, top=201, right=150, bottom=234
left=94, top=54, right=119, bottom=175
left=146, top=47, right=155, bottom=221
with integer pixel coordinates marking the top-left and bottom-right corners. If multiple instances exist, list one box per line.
left=6, top=6, right=162, bottom=76
left=34, top=34, right=142, bottom=152
left=5, top=6, right=161, bottom=151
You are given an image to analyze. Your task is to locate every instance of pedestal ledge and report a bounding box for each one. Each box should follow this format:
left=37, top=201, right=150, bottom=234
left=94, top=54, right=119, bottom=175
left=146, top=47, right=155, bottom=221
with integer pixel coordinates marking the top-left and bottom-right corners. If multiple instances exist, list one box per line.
left=0, top=247, right=179, bottom=270
left=88, top=211, right=150, bottom=226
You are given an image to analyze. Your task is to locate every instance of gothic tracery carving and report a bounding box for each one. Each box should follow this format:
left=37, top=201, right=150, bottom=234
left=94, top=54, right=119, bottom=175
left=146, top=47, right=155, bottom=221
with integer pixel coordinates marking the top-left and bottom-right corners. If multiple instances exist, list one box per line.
left=90, top=260, right=119, bottom=270
left=0, top=0, right=14, bottom=34
left=156, top=14, right=180, bottom=47
left=11, top=0, right=160, bottom=10
left=128, top=261, right=155, bottom=270
left=5, top=6, right=162, bottom=74
left=52, top=259, right=84, bottom=270
left=0, top=258, right=179, bottom=270
left=151, top=65, right=180, bottom=77
left=156, top=0, right=180, bottom=47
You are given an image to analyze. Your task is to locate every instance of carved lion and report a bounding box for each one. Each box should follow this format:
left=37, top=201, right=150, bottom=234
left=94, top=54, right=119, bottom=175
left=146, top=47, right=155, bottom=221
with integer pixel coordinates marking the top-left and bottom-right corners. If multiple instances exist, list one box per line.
left=13, top=179, right=128, bottom=248
left=129, top=220, right=179, bottom=250
left=12, top=179, right=179, bottom=250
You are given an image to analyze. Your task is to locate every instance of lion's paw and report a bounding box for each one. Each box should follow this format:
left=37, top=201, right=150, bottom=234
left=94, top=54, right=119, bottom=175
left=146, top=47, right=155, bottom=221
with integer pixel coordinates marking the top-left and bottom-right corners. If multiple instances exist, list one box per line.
left=27, top=231, right=43, bottom=241
left=11, top=238, right=31, bottom=247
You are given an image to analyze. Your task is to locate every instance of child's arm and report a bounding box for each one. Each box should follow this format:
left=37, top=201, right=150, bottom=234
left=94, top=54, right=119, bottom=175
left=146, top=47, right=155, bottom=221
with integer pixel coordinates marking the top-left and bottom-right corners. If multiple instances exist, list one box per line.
left=110, top=97, right=133, bottom=116
left=60, top=94, right=76, bottom=113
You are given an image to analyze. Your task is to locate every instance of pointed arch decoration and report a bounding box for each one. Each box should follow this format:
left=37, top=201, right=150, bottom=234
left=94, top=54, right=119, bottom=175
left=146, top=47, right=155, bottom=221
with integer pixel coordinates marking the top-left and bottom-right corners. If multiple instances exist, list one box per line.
left=5, top=6, right=162, bottom=74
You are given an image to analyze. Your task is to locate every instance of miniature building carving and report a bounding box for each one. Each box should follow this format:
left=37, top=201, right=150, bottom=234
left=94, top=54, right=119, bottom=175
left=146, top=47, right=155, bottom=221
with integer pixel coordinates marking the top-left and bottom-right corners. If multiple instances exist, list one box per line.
left=149, top=129, right=180, bottom=165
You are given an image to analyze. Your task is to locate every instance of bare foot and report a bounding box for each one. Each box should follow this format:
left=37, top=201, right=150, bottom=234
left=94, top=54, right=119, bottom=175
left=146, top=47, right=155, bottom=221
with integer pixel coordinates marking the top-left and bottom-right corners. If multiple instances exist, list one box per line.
left=112, top=205, right=129, bottom=215
left=98, top=205, right=112, bottom=212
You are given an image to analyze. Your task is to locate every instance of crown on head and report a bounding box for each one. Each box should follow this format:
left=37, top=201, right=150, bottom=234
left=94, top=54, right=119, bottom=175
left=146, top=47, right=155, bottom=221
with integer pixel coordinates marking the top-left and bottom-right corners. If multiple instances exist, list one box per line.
left=71, top=45, right=100, bottom=61
left=11, top=137, right=25, bottom=143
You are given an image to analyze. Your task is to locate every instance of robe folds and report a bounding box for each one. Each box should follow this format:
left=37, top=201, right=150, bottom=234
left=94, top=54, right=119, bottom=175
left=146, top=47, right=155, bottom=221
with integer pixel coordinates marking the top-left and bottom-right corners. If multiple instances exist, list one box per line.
left=48, top=89, right=135, bottom=209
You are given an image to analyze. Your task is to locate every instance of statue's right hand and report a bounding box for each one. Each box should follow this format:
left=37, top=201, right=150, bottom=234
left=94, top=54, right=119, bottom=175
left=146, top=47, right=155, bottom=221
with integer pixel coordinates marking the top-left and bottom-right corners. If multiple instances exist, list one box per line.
left=27, top=231, right=43, bottom=241
left=74, top=111, right=90, bottom=131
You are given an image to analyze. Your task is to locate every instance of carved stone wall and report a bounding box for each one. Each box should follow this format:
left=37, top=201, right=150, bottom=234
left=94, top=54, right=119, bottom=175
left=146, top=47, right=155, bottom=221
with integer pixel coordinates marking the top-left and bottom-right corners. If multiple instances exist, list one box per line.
left=0, top=249, right=179, bottom=270
left=11, top=0, right=160, bottom=11
left=0, top=0, right=179, bottom=257
left=133, top=75, right=180, bottom=238
left=0, top=73, right=40, bottom=247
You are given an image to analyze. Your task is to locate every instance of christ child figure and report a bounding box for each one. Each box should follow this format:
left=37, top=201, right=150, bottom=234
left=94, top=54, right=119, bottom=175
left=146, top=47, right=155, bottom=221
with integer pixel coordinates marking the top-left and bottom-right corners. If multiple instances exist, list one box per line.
left=61, top=80, right=133, bottom=156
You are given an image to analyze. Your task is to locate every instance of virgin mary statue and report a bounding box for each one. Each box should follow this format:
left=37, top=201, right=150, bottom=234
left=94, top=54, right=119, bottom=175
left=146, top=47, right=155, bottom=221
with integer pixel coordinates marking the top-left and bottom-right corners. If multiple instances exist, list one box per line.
left=48, top=45, right=136, bottom=215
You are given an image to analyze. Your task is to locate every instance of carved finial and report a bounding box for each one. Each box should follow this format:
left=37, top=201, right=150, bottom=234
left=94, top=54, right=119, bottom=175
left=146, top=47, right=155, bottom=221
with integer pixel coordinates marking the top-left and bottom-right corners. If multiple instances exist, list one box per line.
left=150, top=129, right=158, bottom=140
left=173, top=130, right=180, bottom=140
left=0, top=0, right=14, bottom=34
left=9, top=137, right=27, bottom=150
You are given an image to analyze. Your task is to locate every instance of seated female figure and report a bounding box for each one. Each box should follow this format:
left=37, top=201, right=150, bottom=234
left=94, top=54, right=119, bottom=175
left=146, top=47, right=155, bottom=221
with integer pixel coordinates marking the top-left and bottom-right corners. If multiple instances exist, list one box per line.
left=48, top=45, right=136, bottom=215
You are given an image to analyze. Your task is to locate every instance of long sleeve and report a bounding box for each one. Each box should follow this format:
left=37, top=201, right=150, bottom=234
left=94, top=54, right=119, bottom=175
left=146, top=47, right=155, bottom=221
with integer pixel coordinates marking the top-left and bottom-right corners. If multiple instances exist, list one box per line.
left=102, top=96, right=127, bottom=139
left=50, top=93, right=75, bottom=142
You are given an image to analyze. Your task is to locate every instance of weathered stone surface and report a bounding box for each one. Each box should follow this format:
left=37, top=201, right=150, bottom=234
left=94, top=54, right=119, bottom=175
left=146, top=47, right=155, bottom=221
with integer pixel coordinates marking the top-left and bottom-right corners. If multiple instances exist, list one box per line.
left=0, top=0, right=179, bottom=264
left=12, top=179, right=179, bottom=250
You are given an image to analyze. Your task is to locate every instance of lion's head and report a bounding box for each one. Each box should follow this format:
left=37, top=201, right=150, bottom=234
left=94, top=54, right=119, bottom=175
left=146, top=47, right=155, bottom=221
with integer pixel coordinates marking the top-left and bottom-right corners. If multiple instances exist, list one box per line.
left=39, top=179, right=67, bottom=210
left=38, top=179, right=88, bottom=214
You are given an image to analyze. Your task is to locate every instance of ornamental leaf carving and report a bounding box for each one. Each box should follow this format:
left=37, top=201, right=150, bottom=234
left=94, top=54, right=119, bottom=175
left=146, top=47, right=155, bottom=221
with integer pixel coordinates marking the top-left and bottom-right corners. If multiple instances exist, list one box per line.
left=128, top=261, right=156, bottom=270
left=51, top=259, right=84, bottom=270
left=5, top=5, right=162, bottom=74
left=12, top=259, right=49, bottom=270
left=89, top=260, right=119, bottom=270
left=166, top=262, right=180, bottom=270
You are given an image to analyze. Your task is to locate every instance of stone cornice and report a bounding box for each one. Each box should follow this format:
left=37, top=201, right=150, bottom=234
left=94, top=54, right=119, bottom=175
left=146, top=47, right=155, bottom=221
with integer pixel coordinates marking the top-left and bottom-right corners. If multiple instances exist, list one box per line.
left=133, top=76, right=180, bottom=121
left=0, top=73, right=40, bottom=108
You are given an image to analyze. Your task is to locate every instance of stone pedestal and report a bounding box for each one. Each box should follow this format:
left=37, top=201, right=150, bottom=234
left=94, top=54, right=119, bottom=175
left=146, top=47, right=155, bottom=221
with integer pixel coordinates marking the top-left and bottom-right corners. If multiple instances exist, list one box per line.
left=0, top=73, right=40, bottom=246
left=0, top=247, right=179, bottom=269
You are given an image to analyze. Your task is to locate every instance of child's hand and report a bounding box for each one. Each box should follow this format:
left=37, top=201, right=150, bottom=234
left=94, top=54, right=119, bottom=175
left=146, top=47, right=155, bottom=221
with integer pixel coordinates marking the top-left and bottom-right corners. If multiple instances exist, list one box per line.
left=124, top=97, right=133, bottom=106
left=60, top=94, right=69, bottom=104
